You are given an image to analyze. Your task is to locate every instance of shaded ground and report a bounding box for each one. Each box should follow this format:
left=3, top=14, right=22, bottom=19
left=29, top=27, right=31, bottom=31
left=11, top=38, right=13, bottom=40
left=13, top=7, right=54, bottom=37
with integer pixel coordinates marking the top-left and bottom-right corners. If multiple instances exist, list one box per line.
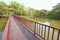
left=14, top=18, right=40, bottom=40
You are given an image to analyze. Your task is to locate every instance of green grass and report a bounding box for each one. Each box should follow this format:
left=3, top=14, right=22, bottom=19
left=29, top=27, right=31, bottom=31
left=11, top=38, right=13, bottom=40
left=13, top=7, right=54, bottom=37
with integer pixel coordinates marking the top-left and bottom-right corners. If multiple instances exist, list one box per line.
left=0, top=18, right=8, bottom=32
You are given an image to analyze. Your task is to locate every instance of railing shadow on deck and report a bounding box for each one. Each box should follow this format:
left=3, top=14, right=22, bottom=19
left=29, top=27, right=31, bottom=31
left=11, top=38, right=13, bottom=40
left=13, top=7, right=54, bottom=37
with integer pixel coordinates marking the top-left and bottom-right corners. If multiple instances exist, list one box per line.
left=14, top=16, right=60, bottom=40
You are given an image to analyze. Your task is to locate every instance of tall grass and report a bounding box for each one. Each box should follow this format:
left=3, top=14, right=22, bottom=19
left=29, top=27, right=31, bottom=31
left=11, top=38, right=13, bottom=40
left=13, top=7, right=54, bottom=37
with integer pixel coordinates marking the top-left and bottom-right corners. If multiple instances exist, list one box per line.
left=0, top=18, right=8, bottom=32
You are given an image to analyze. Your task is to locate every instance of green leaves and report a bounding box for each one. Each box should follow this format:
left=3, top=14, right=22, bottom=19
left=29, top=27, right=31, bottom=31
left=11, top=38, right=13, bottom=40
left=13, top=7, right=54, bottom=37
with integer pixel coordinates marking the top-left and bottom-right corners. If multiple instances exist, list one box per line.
left=0, top=1, right=26, bottom=16
left=48, top=3, right=60, bottom=20
left=0, top=1, right=60, bottom=20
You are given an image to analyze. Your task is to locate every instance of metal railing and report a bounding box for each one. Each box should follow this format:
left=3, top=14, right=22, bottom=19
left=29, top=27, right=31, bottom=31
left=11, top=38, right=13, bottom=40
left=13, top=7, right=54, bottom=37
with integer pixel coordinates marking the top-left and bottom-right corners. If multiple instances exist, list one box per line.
left=14, top=16, right=60, bottom=40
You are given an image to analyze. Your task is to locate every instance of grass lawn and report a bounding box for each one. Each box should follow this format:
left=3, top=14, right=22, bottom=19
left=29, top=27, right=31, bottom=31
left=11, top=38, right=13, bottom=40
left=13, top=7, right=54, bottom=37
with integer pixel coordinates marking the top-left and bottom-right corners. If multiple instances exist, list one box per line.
left=0, top=18, right=8, bottom=32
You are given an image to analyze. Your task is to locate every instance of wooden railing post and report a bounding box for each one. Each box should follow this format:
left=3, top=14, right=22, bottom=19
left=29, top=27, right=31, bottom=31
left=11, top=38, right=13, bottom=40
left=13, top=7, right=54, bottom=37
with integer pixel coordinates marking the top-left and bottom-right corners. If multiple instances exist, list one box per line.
left=57, top=30, right=60, bottom=40
left=44, top=25, right=46, bottom=40
left=52, top=28, right=54, bottom=40
left=47, top=27, right=50, bottom=40
left=34, top=22, right=36, bottom=35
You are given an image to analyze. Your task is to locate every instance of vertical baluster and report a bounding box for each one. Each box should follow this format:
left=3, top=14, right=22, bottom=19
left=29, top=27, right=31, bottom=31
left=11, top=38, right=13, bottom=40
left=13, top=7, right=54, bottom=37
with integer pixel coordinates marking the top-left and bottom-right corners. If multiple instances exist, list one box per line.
left=39, top=24, right=40, bottom=36
left=52, top=28, right=54, bottom=40
left=57, top=30, right=60, bottom=40
left=41, top=24, right=43, bottom=37
left=35, top=23, right=37, bottom=33
left=34, top=22, right=36, bottom=35
left=38, top=24, right=39, bottom=35
left=44, top=25, right=46, bottom=40
left=37, top=23, right=38, bottom=34
left=47, top=27, right=50, bottom=40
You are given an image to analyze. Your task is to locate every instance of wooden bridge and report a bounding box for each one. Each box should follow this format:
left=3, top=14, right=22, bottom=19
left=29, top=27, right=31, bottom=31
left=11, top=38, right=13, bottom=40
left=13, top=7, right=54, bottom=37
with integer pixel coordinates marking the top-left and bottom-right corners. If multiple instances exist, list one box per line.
left=1, top=16, right=60, bottom=40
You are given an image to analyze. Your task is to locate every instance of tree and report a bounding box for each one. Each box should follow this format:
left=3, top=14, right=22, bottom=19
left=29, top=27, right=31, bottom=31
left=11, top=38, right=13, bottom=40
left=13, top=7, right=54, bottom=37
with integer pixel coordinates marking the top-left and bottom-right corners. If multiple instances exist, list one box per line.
left=48, top=3, right=60, bottom=20
left=37, top=9, right=49, bottom=18
left=27, top=8, right=39, bottom=17
left=0, top=1, right=8, bottom=16
left=9, top=1, right=26, bottom=16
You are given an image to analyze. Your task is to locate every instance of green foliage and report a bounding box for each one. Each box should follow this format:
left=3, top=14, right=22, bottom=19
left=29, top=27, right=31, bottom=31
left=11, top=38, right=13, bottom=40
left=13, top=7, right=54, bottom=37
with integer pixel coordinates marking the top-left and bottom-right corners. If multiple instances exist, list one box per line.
left=26, top=8, right=39, bottom=17
left=0, top=1, right=8, bottom=16
left=0, top=1, right=26, bottom=16
left=37, top=9, right=49, bottom=18
left=0, top=1, right=60, bottom=20
left=48, top=3, right=60, bottom=20
left=9, top=1, right=25, bottom=16
left=0, top=18, right=8, bottom=32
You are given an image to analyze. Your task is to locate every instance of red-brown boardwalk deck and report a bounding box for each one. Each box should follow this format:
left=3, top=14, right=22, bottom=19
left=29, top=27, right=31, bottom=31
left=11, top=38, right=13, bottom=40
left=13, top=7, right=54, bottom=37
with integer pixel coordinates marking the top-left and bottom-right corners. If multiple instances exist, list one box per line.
left=1, top=17, right=40, bottom=40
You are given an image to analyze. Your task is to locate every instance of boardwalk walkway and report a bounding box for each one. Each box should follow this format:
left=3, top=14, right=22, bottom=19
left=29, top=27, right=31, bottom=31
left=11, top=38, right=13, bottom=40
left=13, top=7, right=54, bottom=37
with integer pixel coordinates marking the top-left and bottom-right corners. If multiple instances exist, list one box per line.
left=1, top=17, right=40, bottom=40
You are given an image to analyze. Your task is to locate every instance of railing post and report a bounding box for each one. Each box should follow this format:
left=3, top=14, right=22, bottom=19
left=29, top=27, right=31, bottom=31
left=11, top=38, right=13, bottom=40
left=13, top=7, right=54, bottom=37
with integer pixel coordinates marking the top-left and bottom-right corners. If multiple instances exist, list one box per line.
left=34, top=22, right=36, bottom=35
left=44, top=25, right=46, bottom=40
left=57, top=30, right=60, bottom=40
left=47, top=27, right=50, bottom=40
left=41, top=24, right=43, bottom=37
left=52, top=28, right=54, bottom=40
left=39, top=24, right=40, bottom=35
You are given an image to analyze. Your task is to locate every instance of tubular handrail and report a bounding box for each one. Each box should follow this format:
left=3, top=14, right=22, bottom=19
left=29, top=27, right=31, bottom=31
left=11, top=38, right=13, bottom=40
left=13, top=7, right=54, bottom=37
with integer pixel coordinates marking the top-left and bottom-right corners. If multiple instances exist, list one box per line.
left=15, top=16, right=60, bottom=30
left=14, top=16, right=60, bottom=40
